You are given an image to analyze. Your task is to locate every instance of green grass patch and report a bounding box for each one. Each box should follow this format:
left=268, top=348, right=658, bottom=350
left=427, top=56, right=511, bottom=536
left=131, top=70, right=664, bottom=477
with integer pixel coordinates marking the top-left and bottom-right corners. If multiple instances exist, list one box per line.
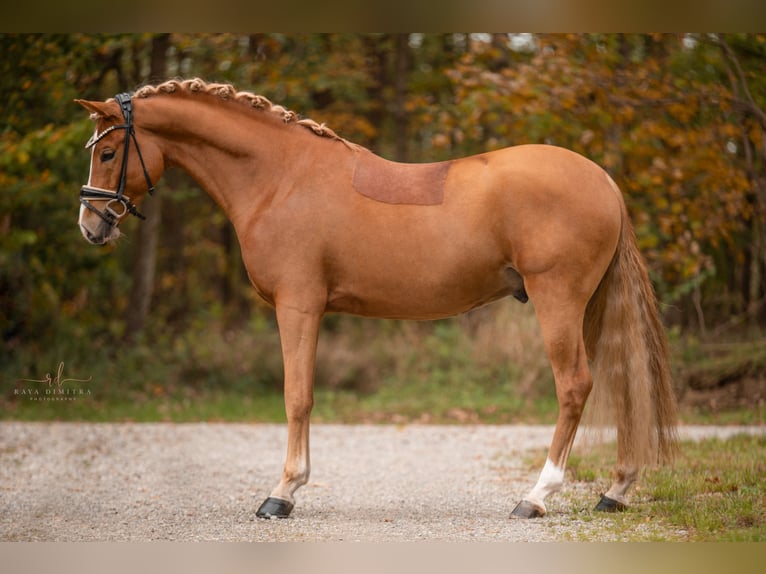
left=2, top=378, right=559, bottom=425
left=561, top=433, right=766, bottom=541
left=1, top=306, right=557, bottom=424
left=2, top=305, right=763, bottom=425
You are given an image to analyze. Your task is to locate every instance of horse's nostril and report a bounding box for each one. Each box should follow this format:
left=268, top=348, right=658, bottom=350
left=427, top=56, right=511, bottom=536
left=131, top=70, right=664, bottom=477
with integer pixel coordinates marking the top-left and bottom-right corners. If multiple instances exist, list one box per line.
left=81, top=224, right=106, bottom=245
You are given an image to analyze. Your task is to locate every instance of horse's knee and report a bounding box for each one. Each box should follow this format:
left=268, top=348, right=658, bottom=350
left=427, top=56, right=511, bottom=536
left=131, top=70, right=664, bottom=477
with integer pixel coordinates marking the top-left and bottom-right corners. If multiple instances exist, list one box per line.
left=285, top=393, right=314, bottom=420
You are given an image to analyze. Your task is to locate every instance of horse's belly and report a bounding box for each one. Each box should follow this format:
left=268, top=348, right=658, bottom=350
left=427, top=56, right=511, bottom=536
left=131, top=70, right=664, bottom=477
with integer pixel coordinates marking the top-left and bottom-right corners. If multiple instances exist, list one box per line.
left=326, top=259, right=523, bottom=320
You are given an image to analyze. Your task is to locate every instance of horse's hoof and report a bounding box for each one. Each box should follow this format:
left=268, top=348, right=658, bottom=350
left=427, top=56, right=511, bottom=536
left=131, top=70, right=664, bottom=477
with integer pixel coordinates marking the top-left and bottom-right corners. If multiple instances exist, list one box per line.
left=595, top=494, right=627, bottom=513
left=510, top=500, right=545, bottom=519
left=256, top=497, right=294, bottom=519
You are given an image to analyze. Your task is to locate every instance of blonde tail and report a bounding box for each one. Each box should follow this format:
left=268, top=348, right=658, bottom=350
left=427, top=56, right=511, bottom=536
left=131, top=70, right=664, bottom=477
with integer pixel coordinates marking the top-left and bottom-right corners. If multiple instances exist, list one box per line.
left=584, top=186, right=678, bottom=467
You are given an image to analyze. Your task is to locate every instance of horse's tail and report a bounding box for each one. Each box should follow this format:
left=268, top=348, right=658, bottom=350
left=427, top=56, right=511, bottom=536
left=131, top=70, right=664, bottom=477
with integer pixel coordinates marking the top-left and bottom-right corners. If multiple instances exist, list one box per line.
left=583, top=177, right=678, bottom=467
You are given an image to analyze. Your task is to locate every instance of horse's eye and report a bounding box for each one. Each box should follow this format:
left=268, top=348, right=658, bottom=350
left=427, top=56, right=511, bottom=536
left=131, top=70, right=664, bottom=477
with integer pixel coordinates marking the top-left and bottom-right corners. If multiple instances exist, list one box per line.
left=100, top=149, right=116, bottom=162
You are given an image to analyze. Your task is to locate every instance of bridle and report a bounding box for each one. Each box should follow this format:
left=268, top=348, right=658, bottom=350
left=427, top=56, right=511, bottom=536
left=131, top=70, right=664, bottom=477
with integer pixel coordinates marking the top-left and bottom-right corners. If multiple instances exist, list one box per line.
left=80, top=92, right=155, bottom=226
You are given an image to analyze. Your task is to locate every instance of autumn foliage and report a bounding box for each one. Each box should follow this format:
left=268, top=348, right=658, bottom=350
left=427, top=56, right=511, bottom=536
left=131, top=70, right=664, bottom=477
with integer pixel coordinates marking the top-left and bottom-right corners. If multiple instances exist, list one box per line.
left=2, top=33, right=765, bottom=360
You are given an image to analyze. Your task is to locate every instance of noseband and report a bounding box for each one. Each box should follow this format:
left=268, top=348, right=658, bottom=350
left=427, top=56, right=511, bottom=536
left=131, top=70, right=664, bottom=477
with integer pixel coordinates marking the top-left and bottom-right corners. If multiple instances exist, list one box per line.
left=80, top=92, right=155, bottom=226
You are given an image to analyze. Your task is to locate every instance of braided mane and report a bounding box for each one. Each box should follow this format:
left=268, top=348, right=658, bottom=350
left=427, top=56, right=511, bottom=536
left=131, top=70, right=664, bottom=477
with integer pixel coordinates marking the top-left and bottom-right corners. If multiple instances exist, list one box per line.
left=134, top=78, right=350, bottom=144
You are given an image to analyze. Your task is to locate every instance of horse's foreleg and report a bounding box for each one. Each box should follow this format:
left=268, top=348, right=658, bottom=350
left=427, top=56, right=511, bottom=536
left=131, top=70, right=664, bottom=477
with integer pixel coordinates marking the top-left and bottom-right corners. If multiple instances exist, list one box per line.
left=256, top=303, right=322, bottom=519
left=511, top=282, right=593, bottom=519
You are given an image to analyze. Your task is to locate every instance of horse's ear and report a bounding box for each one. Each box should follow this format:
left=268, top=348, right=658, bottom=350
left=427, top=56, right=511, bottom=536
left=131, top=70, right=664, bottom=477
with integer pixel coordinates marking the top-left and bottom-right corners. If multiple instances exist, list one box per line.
left=75, top=99, right=121, bottom=120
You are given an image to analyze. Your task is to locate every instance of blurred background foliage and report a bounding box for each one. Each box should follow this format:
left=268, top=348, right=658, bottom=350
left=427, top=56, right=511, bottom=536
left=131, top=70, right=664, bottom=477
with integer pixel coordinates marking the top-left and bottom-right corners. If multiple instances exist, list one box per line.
left=2, top=33, right=765, bottom=422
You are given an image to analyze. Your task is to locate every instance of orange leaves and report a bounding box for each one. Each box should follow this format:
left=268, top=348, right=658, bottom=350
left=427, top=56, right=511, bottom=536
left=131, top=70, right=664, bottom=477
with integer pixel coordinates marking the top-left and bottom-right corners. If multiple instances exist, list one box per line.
left=437, top=34, right=756, bottom=300
left=668, top=99, right=699, bottom=124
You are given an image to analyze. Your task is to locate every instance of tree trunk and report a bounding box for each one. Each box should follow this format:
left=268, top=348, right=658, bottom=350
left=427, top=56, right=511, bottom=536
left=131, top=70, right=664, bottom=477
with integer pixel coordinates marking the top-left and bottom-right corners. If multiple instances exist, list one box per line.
left=718, top=35, right=766, bottom=326
left=393, top=33, right=410, bottom=162
left=125, top=34, right=169, bottom=338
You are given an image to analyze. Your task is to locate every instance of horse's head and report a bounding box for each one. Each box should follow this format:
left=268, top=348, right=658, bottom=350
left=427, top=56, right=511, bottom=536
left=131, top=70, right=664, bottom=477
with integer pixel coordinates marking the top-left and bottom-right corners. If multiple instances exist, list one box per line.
left=75, top=94, right=162, bottom=245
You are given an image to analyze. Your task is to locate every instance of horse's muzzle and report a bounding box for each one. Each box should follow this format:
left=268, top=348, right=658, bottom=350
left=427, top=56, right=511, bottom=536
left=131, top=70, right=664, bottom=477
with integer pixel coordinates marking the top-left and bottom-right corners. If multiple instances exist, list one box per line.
left=79, top=216, right=120, bottom=245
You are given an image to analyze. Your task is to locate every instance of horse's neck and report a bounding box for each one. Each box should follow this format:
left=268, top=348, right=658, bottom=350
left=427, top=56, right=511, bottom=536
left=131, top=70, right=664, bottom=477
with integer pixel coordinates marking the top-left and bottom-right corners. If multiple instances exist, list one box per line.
left=140, top=96, right=315, bottom=226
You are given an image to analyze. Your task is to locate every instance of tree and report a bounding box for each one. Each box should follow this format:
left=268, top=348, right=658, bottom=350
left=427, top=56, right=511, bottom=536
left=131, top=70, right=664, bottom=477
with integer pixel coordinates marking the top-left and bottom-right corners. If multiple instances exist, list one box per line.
left=125, top=33, right=169, bottom=337
left=3, top=32, right=766, bottom=358
left=715, top=34, right=766, bottom=326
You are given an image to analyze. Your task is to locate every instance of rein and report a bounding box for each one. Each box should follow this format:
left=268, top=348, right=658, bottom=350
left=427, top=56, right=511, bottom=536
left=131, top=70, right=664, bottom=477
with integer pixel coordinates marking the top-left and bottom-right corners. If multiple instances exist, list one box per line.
left=80, top=92, right=155, bottom=226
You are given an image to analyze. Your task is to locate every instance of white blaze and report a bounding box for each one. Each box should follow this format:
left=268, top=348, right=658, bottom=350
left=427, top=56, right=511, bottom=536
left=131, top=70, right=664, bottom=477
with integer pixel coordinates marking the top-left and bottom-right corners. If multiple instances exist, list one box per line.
left=78, top=129, right=97, bottom=234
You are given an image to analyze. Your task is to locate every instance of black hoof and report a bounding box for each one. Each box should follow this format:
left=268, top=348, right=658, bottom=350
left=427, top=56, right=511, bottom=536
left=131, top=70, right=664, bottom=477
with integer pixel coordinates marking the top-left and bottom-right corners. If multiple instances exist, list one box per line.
left=510, top=500, right=545, bottom=519
left=595, top=494, right=627, bottom=513
left=256, top=496, right=294, bottom=519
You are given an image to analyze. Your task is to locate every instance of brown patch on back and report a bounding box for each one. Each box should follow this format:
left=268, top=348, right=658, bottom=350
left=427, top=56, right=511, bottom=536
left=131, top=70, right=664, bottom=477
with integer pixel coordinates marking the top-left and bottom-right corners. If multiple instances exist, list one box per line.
left=352, top=150, right=451, bottom=205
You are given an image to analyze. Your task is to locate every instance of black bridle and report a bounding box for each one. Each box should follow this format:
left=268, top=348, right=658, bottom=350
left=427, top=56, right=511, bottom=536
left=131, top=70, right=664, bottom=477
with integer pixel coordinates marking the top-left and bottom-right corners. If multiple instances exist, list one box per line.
left=80, top=92, right=155, bottom=226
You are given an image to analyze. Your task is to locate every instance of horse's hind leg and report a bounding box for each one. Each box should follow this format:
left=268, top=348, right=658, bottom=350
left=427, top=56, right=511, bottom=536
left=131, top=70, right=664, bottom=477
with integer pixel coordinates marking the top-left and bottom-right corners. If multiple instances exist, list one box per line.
left=511, top=275, right=593, bottom=519
left=595, top=432, right=638, bottom=512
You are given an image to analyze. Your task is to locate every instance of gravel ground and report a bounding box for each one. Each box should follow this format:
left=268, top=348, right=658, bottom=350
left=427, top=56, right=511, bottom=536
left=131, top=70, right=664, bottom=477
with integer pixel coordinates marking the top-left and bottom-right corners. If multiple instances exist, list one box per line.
left=1, top=422, right=763, bottom=542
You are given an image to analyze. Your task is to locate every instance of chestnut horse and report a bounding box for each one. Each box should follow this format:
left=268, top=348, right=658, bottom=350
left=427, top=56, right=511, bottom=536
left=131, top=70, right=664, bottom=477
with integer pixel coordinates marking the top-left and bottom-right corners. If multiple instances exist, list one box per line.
left=76, top=79, right=677, bottom=520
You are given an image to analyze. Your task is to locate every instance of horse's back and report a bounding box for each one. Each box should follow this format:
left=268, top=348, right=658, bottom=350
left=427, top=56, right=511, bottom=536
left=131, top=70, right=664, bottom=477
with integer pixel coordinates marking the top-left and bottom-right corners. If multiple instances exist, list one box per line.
left=352, top=149, right=452, bottom=206
left=319, top=144, right=621, bottom=318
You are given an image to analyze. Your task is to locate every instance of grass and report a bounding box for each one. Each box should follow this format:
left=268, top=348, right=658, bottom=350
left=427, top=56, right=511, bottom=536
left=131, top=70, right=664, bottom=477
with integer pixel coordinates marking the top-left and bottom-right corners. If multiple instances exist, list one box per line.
left=2, top=300, right=560, bottom=424
left=556, top=433, right=766, bottom=541
left=1, top=299, right=763, bottom=425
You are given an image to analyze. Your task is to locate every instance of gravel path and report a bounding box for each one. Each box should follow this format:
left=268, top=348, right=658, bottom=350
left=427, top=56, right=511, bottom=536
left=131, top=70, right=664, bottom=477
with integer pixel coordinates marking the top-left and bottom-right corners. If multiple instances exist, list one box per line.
left=1, top=422, right=763, bottom=542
